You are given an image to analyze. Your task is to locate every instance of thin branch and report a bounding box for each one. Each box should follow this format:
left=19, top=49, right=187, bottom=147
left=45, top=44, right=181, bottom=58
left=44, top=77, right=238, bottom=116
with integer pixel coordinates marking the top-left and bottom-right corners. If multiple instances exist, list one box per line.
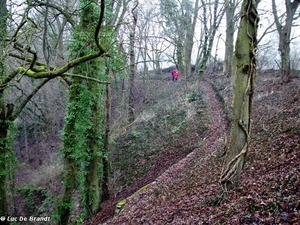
left=257, top=21, right=276, bottom=43
left=94, top=0, right=106, bottom=53
left=11, top=78, right=51, bottom=120
left=43, top=0, right=50, bottom=68
left=30, top=0, right=76, bottom=27
left=61, top=73, right=110, bottom=84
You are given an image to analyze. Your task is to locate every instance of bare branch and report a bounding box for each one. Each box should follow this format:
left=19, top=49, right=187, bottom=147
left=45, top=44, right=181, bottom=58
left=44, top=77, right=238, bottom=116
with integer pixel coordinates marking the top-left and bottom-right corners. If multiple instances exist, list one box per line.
left=61, top=73, right=110, bottom=84
left=11, top=78, right=51, bottom=120
left=94, top=0, right=106, bottom=53
left=257, top=21, right=276, bottom=43
left=29, top=0, right=76, bottom=27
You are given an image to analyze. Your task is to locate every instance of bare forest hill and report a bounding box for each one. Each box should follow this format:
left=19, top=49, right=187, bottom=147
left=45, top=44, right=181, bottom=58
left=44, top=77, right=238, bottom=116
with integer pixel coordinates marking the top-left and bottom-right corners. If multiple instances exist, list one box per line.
left=85, top=71, right=300, bottom=225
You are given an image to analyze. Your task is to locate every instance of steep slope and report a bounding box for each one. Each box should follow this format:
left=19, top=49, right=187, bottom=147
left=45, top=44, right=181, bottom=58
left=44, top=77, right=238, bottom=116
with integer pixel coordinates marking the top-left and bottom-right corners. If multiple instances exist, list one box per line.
left=86, top=72, right=300, bottom=224
left=102, top=80, right=227, bottom=224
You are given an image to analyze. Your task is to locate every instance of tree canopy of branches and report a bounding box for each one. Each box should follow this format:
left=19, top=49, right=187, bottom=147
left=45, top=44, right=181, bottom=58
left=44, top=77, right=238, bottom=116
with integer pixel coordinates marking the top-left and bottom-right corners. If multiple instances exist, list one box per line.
left=0, top=0, right=109, bottom=220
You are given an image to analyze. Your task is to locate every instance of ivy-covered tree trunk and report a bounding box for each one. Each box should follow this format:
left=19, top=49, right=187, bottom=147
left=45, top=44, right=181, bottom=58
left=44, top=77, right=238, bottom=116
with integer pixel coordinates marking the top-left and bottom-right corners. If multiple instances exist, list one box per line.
left=85, top=72, right=104, bottom=215
left=58, top=121, right=77, bottom=225
left=219, top=0, right=258, bottom=197
left=58, top=1, right=106, bottom=223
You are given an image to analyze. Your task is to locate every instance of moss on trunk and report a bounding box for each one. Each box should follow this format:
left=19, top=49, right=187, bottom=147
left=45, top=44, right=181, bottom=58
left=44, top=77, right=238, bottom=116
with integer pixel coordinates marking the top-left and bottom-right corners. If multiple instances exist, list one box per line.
left=219, top=0, right=259, bottom=199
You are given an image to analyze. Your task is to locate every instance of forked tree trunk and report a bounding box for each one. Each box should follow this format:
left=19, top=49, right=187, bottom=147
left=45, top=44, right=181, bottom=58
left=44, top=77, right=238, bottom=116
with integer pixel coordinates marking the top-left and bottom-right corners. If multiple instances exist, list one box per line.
left=219, top=0, right=259, bottom=199
left=272, top=0, right=299, bottom=83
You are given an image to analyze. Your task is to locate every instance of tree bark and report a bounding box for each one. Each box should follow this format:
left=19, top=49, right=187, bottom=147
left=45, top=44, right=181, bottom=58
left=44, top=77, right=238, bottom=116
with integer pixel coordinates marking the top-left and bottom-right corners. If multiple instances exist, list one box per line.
left=219, top=0, right=259, bottom=199
left=86, top=77, right=103, bottom=215
left=58, top=76, right=79, bottom=225
left=101, top=83, right=110, bottom=202
left=223, top=0, right=237, bottom=78
left=128, top=0, right=138, bottom=124
left=58, top=1, right=106, bottom=222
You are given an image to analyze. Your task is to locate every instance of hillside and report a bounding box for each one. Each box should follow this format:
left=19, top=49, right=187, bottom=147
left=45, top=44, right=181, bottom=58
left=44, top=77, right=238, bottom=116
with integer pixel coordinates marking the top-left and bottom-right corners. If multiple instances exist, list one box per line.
left=85, top=72, right=300, bottom=225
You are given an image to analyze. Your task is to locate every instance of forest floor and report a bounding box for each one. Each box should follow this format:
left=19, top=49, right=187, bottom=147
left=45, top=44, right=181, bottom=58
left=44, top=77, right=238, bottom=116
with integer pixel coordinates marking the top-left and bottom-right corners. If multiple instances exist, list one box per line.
left=87, top=71, right=300, bottom=225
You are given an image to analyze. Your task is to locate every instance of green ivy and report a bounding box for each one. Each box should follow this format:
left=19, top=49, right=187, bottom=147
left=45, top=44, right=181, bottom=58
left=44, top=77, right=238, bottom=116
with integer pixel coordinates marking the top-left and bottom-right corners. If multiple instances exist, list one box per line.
left=58, top=0, right=127, bottom=221
left=16, top=184, right=53, bottom=216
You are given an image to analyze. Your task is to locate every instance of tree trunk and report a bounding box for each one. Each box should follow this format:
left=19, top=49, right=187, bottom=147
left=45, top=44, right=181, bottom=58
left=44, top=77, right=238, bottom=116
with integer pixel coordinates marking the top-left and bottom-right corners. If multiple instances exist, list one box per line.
left=128, top=0, right=138, bottom=124
left=0, top=0, right=9, bottom=221
left=223, top=0, right=236, bottom=78
left=58, top=156, right=76, bottom=225
left=219, top=0, right=258, bottom=199
left=85, top=78, right=103, bottom=215
left=58, top=79, right=79, bottom=225
left=183, top=0, right=199, bottom=80
left=128, top=32, right=135, bottom=123
left=176, top=41, right=185, bottom=76
left=0, top=97, right=9, bottom=223
left=101, top=83, right=110, bottom=202
left=197, top=0, right=225, bottom=82
left=59, top=1, right=105, bottom=222
left=279, top=33, right=291, bottom=82
left=272, top=0, right=299, bottom=83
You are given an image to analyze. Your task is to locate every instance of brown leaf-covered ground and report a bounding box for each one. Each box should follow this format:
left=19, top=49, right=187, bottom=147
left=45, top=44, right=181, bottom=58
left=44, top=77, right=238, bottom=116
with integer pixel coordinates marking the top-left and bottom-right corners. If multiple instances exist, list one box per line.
left=85, top=72, right=300, bottom=225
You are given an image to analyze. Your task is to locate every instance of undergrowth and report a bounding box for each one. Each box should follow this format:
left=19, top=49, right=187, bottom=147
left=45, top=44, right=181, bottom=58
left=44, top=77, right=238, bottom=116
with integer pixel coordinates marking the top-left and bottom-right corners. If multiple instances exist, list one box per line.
left=109, top=85, right=209, bottom=190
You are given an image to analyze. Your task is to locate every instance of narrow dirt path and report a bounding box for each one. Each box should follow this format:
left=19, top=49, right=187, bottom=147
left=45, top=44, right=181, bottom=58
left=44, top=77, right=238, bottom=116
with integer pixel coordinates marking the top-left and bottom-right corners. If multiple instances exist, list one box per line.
left=201, top=80, right=228, bottom=151
left=85, top=79, right=228, bottom=225
left=152, top=80, right=227, bottom=185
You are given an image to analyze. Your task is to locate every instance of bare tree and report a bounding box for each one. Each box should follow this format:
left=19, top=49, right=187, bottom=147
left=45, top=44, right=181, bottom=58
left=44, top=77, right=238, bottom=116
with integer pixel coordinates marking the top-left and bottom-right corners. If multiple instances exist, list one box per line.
left=195, top=0, right=225, bottom=81
left=160, top=0, right=200, bottom=80
left=272, top=0, right=300, bottom=82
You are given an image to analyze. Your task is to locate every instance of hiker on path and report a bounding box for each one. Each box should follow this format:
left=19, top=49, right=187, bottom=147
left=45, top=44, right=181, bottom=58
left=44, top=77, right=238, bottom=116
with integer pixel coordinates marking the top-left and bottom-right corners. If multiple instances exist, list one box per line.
left=171, top=70, right=179, bottom=81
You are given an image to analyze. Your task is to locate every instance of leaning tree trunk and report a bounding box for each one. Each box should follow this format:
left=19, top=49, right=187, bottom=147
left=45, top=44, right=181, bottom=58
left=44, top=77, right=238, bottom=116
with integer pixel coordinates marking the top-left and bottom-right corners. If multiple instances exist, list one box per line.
left=219, top=0, right=259, bottom=198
